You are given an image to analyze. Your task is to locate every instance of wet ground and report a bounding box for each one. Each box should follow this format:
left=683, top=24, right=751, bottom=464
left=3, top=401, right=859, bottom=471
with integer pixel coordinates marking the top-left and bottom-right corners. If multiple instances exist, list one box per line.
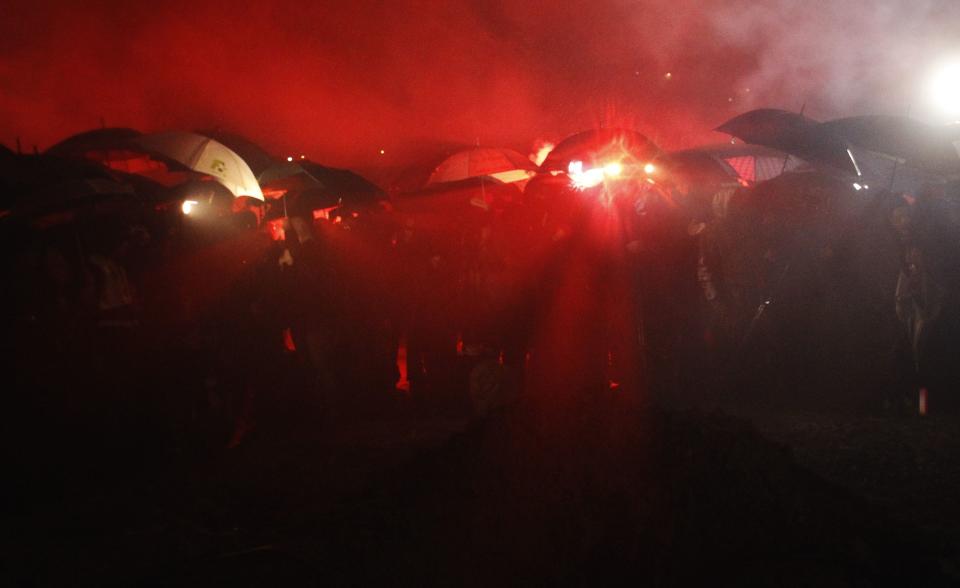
left=4, top=397, right=960, bottom=586
left=733, top=408, right=960, bottom=577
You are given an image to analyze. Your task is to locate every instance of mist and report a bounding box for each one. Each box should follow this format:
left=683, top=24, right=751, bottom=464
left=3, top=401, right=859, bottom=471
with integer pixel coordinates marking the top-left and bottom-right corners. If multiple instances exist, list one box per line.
left=2, top=0, right=958, bottom=174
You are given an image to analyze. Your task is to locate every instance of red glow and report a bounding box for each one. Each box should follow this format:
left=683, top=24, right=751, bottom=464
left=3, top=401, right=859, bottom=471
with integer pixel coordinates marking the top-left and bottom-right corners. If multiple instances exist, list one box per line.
left=396, top=339, right=410, bottom=392
left=312, top=206, right=337, bottom=220
left=267, top=218, right=286, bottom=241
left=282, top=328, right=297, bottom=352
left=262, top=187, right=288, bottom=200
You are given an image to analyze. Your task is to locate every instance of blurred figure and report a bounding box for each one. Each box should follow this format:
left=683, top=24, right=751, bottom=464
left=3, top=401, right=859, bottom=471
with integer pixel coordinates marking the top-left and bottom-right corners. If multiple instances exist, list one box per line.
left=283, top=215, right=344, bottom=417
left=396, top=215, right=459, bottom=407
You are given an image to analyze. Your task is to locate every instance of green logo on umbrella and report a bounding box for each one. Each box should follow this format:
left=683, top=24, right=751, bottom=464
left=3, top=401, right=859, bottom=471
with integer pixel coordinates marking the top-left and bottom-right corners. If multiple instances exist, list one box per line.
left=210, top=159, right=227, bottom=175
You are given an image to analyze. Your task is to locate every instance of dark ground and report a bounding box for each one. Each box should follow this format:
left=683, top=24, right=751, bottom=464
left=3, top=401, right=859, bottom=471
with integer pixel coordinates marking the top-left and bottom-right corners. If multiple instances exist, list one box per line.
left=3, top=392, right=960, bottom=587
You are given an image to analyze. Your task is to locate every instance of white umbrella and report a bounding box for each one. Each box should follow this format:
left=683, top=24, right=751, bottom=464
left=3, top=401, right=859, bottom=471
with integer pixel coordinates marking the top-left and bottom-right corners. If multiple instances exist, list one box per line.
left=427, top=147, right=537, bottom=186
left=136, top=131, right=264, bottom=200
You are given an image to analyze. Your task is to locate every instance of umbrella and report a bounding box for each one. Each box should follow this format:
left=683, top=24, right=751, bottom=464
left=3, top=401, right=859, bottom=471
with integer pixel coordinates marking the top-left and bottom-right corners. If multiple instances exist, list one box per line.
left=136, top=131, right=264, bottom=200
left=259, top=160, right=384, bottom=213
left=539, top=128, right=660, bottom=173
left=45, top=128, right=142, bottom=158
left=395, top=176, right=515, bottom=216
left=654, top=150, right=741, bottom=188
left=820, top=115, right=960, bottom=176
left=427, top=147, right=537, bottom=186
left=17, top=177, right=141, bottom=230
left=676, top=143, right=805, bottom=184
left=198, top=129, right=278, bottom=178
left=45, top=127, right=211, bottom=189
left=748, top=170, right=859, bottom=223
left=716, top=109, right=856, bottom=175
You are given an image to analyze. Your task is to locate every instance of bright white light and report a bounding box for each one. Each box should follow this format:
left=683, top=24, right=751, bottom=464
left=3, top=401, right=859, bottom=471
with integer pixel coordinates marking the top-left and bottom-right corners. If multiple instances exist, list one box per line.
left=930, top=62, right=960, bottom=117
left=853, top=183, right=863, bottom=191
left=568, top=160, right=604, bottom=189
left=181, top=200, right=199, bottom=215
left=286, top=156, right=294, bottom=162
left=603, top=162, right=623, bottom=177
left=644, top=162, right=656, bottom=174
left=530, top=141, right=555, bottom=166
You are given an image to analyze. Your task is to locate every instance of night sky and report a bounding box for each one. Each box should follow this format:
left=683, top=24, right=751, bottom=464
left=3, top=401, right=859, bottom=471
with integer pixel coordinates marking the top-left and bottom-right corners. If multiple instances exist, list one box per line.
left=2, top=0, right=959, bottom=174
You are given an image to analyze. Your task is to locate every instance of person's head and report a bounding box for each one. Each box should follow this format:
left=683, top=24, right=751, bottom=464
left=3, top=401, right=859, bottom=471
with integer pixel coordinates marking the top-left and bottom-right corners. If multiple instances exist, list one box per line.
left=889, top=204, right=913, bottom=241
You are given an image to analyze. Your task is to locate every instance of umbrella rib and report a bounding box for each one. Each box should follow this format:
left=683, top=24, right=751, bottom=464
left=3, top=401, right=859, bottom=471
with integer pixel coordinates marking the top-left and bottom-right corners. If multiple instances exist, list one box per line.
left=186, top=136, right=211, bottom=172
left=846, top=149, right=862, bottom=177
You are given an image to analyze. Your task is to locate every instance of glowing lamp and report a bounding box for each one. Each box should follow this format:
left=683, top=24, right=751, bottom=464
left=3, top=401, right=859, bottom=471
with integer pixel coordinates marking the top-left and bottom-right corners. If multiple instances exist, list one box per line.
left=568, top=160, right=605, bottom=189
left=181, top=199, right=199, bottom=215
left=643, top=163, right=656, bottom=174
left=929, top=62, right=960, bottom=117
left=603, top=162, right=623, bottom=177
left=286, top=156, right=294, bottom=162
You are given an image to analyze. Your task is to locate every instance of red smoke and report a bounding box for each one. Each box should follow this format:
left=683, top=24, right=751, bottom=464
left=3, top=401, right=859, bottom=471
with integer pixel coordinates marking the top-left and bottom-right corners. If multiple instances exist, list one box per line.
left=2, top=0, right=959, bottom=178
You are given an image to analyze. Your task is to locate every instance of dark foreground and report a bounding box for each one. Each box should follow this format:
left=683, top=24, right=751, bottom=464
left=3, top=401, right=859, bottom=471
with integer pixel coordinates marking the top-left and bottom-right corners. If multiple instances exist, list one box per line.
left=4, top=392, right=960, bottom=587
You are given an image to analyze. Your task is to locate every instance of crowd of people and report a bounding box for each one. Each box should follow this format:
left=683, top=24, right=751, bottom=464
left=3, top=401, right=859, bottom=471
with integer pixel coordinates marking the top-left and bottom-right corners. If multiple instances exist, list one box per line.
left=3, top=133, right=960, bottom=466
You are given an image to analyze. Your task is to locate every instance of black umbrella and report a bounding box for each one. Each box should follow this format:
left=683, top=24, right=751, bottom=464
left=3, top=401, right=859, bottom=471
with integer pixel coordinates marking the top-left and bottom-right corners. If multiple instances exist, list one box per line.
left=259, top=160, right=385, bottom=216
left=654, top=150, right=741, bottom=188
left=748, top=170, right=859, bottom=223
left=539, top=128, right=661, bottom=173
left=45, top=128, right=142, bottom=158
left=820, top=115, right=960, bottom=176
left=716, top=109, right=856, bottom=175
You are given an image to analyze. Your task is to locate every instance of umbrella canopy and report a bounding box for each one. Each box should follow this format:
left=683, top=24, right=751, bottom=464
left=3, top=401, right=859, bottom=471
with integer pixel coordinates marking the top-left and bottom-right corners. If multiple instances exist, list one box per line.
left=15, top=177, right=142, bottom=230
left=820, top=115, right=960, bottom=176
left=655, top=150, right=741, bottom=188
left=44, top=127, right=210, bottom=189
left=539, top=128, right=660, bottom=173
left=677, top=143, right=804, bottom=184
left=748, top=170, right=860, bottom=224
left=717, top=109, right=856, bottom=175
left=4, top=153, right=116, bottom=192
left=260, top=161, right=383, bottom=201
left=427, top=147, right=537, bottom=186
left=198, top=129, right=278, bottom=178
left=45, top=128, right=142, bottom=158
left=136, top=131, right=263, bottom=200
left=393, top=177, right=508, bottom=236
left=259, top=160, right=385, bottom=218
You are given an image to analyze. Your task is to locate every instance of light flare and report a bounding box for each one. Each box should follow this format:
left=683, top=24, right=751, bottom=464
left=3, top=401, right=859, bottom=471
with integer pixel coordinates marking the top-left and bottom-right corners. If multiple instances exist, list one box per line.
left=181, top=199, right=199, bottom=215
left=531, top=140, right=555, bottom=167
left=568, top=160, right=605, bottom=189
left=568, top=159, right=636, bottom=190
left=929, top=62, right=960, bottom=117
left=603, top=162, right=623, bottom=177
